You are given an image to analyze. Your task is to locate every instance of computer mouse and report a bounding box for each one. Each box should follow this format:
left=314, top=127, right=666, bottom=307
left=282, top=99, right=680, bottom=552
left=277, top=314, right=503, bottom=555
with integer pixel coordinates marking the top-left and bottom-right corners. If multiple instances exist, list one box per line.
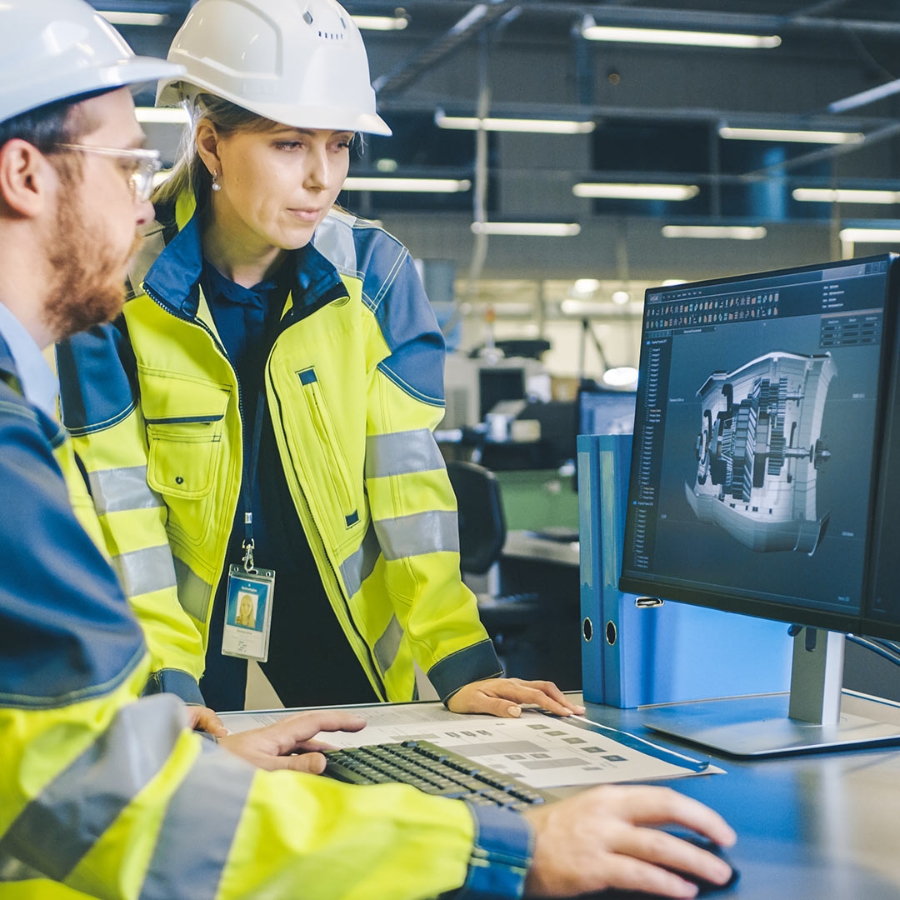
left=596, top=833, right=740, bottom=898
left=670, top=834, right=739, bottom=895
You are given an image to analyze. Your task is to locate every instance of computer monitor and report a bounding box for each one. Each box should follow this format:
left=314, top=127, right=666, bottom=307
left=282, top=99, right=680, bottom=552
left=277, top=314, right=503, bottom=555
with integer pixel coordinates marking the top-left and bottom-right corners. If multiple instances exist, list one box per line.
left=577, top=386, right=636, bottom=437
left=619, top=253, right=900, bottom=756
left=479, top=367, right=526, bottom=421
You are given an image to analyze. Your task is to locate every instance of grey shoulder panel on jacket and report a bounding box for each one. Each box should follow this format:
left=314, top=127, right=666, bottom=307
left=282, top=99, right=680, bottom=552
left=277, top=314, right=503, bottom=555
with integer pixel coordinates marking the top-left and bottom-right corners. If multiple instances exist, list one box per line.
left=314, top=211, right=447, bottom=407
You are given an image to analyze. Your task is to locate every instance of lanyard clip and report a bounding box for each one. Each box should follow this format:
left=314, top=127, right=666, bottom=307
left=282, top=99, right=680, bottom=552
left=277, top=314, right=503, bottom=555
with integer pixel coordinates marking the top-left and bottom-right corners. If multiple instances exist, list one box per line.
left=241, top=537, right=257, bottom=574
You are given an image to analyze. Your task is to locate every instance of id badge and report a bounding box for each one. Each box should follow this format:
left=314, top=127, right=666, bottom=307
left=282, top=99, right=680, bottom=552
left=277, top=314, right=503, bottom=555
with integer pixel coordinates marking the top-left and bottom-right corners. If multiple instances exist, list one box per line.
left=222, top=565, right=275, bottom=661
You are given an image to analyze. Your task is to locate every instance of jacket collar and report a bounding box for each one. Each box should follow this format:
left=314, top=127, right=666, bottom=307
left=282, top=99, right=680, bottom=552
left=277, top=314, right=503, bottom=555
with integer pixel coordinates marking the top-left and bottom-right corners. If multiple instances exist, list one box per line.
left=0, top=304, right=58, bottom=420
left=142, top=195, right=348, bottom=321
left=0, top=330, right=65, bottom=444
left=0, top=331, right=19, bottom=392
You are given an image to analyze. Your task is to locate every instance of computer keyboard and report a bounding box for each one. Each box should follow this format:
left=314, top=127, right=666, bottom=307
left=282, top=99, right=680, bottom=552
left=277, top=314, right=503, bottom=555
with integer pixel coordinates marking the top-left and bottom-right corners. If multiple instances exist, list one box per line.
left=323, top=739, right=545, bottom=810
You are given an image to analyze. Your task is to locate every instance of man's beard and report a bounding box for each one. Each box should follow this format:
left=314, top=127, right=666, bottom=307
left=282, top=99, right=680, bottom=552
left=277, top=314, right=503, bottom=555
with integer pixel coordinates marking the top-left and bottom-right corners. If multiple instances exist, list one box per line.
left=44, top=189, right=140, bottom=341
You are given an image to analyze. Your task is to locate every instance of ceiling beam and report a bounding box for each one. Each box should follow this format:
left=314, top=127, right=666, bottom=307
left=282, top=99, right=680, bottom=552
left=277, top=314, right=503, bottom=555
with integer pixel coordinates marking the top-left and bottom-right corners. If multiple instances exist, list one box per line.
left=353, top=2, right=900, bottom=39
left=373, top=2, right=519, bottom=96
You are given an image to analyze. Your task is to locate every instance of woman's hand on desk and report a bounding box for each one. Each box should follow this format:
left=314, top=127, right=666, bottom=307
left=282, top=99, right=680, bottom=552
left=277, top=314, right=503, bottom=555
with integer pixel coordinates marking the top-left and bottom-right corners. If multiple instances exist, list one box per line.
left=522, top=785, right=736, bottom=898
left=217, top=710, right=367, bottom=773
left=446, top=677, right=586, bottom=718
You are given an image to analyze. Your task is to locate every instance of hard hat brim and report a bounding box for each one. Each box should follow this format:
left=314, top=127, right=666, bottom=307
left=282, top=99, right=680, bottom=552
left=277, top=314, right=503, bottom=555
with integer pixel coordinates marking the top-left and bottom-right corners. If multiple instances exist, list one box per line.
left=3, top=57, right=184, bottom=123
left=157, top=77, right=392, bottom=137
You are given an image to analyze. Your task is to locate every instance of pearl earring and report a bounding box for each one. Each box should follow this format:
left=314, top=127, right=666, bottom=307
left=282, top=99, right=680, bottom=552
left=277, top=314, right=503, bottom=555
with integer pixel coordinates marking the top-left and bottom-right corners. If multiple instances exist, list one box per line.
left=211, top=171, right=221, bottom=192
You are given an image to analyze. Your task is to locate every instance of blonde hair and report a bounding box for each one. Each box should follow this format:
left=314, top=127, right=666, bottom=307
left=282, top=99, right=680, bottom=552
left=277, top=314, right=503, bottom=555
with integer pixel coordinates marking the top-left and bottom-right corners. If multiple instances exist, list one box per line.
left=152, top=93, right=281, bottom=209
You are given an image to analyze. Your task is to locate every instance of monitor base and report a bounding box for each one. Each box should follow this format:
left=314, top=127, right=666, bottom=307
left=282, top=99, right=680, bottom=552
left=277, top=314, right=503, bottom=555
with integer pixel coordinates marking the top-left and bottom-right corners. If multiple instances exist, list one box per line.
left=642, top=693, right=900, bottom=757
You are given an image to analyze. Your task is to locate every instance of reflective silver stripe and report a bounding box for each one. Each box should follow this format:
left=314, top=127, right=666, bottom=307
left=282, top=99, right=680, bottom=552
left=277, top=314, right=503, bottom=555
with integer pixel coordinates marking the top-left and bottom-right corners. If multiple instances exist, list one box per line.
left=365, top=429, right=445, bottom=479
left=313, top=211, right=359, bottom=273
left=373, top=510, right=459, bottom=561
left=339, top=521, right=381, bottom=598
left=88, top=466, right=163, bottom=515
left=0, top=855, right=44, bottom=883
left=173, top=557, right=213, bottom=623
left=373, top=614, right=404, bottom=674
left=139, top=741, right=254, bottom=900
left=0, top=695, right=184, bottom=882
left=112, top=545, right=177, bottom=598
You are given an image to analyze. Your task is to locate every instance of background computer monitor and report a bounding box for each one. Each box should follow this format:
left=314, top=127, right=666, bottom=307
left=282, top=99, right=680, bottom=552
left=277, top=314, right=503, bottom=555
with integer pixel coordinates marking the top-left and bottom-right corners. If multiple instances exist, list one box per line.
left=577, top=385, right=636, bottom=437
left=618, top=253, right=900, bottom=756
left=479, top=367, right=526, bottom=421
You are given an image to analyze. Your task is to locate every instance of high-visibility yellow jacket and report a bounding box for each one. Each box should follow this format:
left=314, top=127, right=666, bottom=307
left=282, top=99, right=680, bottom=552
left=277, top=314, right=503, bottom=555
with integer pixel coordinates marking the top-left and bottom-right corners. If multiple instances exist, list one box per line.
left=58, top=193, right=501, bottom=705
left=0, top=332, right=532, bottom=899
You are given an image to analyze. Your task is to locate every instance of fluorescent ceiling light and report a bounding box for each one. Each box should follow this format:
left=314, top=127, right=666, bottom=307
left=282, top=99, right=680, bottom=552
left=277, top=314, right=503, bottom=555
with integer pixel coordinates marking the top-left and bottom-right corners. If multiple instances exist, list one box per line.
left=793, top=188, right=900, bottom=205
left=573, top=278, right=601, bottom=294
left=471, top=222, right=581, bottom=237
left=97, top=11, right=167, bottom=26
left=352, top=15, right=408, bottom=31
left=662, top=225, right=767, bottom=240
left=581, top=24, right=780, bottom=49
left=573, top=182, right=699, bottom=201
left=435, top=112, right=594, bottom=134
left=839, top=228, right=900, bottom=243
left=719, top=125, right=864, bottom=144
left=136, top=107, right=191, bottom=125
left=560, top=298, right=605, bottom=315
left=343, top=177, right=471, bottom=193
left=603, top=366, right=639, bottom=388
left=663, top=279, right=688, bottom=286
left=829, top=77, right=900, bottom=114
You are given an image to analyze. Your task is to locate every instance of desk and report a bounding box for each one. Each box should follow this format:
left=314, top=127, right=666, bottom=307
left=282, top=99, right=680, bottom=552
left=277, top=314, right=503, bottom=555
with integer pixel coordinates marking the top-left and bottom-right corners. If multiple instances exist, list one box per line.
left=502, top=529, right=579, bottom=567
left=566, top=691, right=900, bottom=899
left=267, top=691, right=900, bottom=899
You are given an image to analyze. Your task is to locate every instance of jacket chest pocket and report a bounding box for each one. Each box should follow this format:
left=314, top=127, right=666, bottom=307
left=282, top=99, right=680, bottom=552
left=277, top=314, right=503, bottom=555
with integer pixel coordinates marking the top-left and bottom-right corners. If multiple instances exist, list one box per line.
left=146, top=416, right=223, bottom=499
left=297, top=368, right=360, bottom=532
left=141, top=373, right=232, bottom=548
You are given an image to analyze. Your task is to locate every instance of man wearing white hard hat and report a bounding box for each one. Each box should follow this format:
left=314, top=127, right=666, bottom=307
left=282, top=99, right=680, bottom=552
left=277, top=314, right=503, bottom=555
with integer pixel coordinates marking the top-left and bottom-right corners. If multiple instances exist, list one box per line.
left=1, top=2, right=736, bottom=898
left=59, top=0, right=589, bottom=723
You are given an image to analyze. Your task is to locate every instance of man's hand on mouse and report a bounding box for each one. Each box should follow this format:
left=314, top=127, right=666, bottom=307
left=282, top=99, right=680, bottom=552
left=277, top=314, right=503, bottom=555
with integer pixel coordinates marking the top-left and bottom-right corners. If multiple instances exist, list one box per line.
left=522, top=784, right=736, bottom=898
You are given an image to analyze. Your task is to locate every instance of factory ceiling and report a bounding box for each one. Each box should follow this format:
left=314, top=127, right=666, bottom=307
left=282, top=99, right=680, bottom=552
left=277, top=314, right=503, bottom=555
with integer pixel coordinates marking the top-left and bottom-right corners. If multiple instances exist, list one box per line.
left=92, top=0, right=900, bottom=282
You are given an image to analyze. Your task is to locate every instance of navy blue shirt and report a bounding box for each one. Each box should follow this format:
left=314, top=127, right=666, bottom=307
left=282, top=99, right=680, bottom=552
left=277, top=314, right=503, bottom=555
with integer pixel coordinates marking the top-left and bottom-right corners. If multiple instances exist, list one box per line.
left=199, top=256, right=377, bottom=711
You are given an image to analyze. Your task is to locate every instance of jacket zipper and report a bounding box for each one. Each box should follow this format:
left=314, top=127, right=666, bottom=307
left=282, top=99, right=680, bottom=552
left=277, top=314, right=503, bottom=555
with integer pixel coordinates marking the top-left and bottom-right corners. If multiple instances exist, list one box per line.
left=272, top=292, right=387, bottom=698
left=268, top=366, right=387, bottom=701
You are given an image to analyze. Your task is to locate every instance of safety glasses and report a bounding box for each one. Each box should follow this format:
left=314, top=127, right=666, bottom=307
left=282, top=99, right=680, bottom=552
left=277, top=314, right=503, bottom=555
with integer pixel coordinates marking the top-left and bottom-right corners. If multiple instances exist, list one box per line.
left=52, top=143, right=162, bottom=203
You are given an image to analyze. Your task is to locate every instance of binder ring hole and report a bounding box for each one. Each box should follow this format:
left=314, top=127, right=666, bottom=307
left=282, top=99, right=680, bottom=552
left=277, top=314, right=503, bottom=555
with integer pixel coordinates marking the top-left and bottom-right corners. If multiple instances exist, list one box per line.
left=605, top=620, right=618, bottom=646
left=582, top=617, right=593, bottom=642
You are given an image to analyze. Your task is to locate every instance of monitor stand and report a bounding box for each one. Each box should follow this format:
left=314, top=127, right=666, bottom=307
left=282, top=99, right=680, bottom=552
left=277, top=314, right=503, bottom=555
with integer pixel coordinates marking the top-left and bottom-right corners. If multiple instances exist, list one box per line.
left=641, top=627, right=900, bottom=757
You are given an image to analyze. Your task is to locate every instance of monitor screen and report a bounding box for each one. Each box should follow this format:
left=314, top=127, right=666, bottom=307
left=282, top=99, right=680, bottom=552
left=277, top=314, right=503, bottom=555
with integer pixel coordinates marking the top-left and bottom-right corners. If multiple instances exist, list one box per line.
left=619, top=254, right=900, bottom=642
left=479, top=367, right=526, bottom=420
left=578, top=387, right=636, bottom=437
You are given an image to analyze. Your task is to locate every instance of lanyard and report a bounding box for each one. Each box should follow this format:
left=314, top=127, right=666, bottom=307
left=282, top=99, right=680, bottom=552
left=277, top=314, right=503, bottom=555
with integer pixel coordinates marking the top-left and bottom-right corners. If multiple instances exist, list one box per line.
left=237, top=278, right=290, bottom=574
left=239, top=385, right=267, bottom=574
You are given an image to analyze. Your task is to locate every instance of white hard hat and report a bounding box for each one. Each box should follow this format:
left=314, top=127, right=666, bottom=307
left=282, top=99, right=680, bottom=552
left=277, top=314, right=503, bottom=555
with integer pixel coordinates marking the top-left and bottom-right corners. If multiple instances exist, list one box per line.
left=157, top=0, right=391, bottom=136
left=0, top=0, right=183, bottom=124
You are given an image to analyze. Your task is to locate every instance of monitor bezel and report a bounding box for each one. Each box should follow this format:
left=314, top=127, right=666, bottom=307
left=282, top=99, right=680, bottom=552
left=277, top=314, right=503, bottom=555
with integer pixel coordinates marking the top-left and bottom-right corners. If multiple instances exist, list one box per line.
left=618, top=252, right=900, bottom=643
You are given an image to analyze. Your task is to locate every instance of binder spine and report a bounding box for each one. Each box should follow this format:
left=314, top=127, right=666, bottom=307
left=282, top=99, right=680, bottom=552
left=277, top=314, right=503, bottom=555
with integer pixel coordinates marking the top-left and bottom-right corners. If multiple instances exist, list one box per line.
left=599, top=433, right=649, bottom=707
left=577, top=435, right=605, bottom=703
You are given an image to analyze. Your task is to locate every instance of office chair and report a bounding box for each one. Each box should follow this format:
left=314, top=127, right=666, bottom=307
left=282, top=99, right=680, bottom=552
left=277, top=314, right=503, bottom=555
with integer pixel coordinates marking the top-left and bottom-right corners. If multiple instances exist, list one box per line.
left=447, top=460, right=542, bottom=663
left=447, top=460, right=506, bottom=576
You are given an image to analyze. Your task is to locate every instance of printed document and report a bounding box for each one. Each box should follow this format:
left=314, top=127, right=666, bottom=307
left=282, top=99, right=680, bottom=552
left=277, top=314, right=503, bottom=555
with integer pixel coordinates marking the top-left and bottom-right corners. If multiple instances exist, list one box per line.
left=220, top=704, right=721, bottom=788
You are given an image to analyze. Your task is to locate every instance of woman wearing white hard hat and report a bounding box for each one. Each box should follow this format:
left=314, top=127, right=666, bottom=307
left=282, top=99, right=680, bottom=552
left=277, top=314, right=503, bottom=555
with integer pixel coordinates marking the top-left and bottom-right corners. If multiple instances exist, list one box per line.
left=60, top=0, right=584, bottom=720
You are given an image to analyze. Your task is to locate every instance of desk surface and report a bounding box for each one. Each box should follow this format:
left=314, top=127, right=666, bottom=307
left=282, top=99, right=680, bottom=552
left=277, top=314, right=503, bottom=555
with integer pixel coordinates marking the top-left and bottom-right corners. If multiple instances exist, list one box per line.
left=502, top=529, right=579, bottom=566
left=560, top=692, right=900, bottom=899
left=288, top=691, right=900, bottom=899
